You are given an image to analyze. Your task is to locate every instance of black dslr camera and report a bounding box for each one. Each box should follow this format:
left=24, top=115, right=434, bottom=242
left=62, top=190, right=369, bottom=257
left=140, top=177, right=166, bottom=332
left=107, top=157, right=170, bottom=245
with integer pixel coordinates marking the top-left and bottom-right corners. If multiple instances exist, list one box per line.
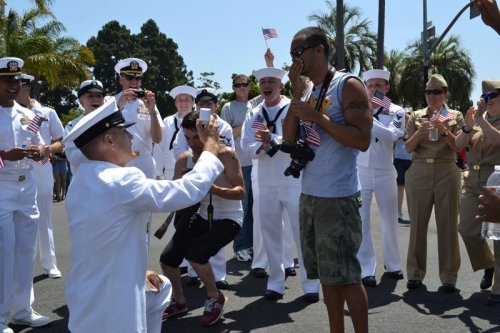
left=135, top=89, right=146, bottom=98
left=266, top=138, right=315, bottom=178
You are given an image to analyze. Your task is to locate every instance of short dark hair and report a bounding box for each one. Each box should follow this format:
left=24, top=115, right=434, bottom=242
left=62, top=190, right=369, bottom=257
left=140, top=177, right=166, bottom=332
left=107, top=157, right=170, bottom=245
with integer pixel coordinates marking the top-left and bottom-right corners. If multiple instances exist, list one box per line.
left=232, top=74, right=248, bottom=84
left=294, top=26, right=330, bottom=59
left=181, top=111, right=199, bottom=131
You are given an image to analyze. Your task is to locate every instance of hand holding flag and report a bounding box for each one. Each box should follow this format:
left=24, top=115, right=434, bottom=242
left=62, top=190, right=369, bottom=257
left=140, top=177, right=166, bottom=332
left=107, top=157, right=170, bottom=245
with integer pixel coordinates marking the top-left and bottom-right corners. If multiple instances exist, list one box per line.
left=371, top=91, right=391, bottom=110
left=262, top=28, right=278, bottom=48
left=435, top=108, right=454, bottom=122
left=251, top=114, right=268, bottom=131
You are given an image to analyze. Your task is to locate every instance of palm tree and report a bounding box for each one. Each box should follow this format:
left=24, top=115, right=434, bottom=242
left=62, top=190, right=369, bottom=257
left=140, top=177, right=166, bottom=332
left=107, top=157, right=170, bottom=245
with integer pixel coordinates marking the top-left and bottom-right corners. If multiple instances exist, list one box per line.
left=376, top=0, right=385, bottom=69
left=383, top=49, right=405, bottom=105
left=399, top=35, right=474, bottom=111
left=0, top=6, right=93, bottom=89
left=308, top=1, right=377, bottom=75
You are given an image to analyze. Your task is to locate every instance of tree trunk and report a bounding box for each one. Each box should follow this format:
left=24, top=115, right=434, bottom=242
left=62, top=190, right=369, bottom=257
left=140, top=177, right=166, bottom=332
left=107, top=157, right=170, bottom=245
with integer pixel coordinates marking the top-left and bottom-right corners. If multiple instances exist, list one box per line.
left=376, top=0, right=385, bottom=69
left=336, top=0, right=345, bottom=70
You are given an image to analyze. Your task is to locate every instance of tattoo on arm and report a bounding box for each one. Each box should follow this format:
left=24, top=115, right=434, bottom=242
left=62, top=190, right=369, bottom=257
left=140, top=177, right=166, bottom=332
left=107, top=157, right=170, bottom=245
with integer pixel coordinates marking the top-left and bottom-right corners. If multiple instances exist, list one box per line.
left=344, top=100, right=369, bottom=112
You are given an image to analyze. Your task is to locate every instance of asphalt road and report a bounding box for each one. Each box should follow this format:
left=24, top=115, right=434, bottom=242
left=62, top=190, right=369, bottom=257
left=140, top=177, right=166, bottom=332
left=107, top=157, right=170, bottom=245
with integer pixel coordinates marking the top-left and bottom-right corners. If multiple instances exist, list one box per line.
left=10, top=199, right=500, bottom=333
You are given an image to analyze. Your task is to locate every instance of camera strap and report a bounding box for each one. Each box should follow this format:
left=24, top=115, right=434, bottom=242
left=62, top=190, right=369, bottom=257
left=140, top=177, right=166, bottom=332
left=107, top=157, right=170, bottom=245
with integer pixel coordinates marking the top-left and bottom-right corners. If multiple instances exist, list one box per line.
left=207, top=193, right=214, bottom=231
left=261, top=105, right=287, bottom=134
left=168, top=117, right=180, bottom=150
left=313, top=68, right=335, bottom=112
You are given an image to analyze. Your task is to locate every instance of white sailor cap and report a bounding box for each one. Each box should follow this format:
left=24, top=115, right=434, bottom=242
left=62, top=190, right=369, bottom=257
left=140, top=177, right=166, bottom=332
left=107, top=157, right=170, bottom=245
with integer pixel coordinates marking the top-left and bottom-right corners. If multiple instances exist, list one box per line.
left=252, top=67, right=286, bottom=81
left=363, top=69, right=391, bottom=82
left=195, top=87, right=217, bottom=103
left=63, top=99, right=135, bottom=148
left=0, top=57, right=24, bottom=78
left=78, top=79, right=105, bottom=98
left=20, top=74, right=35, bottom=83
left=114, top=57, right=148, bottom=76
left=170, top=85, right=197, bottom=99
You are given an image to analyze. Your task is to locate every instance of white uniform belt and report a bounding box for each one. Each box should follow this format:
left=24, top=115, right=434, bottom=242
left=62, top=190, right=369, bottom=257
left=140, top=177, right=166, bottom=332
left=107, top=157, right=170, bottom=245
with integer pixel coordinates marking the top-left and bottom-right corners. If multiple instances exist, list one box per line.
left=0, top=173, right=30, bottom=182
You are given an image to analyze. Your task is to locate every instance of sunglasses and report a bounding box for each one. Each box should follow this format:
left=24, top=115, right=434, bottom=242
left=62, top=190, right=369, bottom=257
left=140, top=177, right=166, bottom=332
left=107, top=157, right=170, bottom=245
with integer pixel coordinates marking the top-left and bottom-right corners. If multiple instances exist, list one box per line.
left=481, top=91, right=500, bottom=102
left=425, top=89, right=444, bottom=96
left=233, top=82, right=249, bottom=88
left=121, top=74, right=142, bottom=81
left=290, top=44, right=319, bottom=57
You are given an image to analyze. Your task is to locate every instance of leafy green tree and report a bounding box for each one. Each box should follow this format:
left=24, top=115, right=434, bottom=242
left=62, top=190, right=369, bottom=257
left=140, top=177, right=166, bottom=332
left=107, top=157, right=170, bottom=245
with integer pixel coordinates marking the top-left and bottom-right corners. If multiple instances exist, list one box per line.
left=383, top=49, right=405, bottom=105
left=399, top=35, right=474, bottom=111
left=308, top=1, right=377, bottom=75
left=87, top=19, right=192, bottom=117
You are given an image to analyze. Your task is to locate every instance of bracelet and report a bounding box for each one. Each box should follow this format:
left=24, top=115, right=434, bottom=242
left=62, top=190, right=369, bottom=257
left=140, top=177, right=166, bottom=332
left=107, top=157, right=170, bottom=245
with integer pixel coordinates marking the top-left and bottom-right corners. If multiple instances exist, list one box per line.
left=461, top=125, right=472, bottom=134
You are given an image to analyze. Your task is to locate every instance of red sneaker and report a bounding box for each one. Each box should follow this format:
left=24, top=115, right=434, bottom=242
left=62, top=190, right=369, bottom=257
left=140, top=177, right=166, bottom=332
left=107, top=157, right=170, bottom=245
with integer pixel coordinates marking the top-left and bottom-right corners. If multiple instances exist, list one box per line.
left=162, top=299, right=188, bottom=321
left=201, top=291, right=227, bottom=326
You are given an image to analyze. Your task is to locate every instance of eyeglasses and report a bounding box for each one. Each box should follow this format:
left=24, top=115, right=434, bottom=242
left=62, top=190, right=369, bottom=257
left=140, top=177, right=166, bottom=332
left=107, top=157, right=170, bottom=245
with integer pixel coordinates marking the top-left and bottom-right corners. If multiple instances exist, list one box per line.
left=121, top=74, right=142, bottom=81
left=290, top=44, right=319, bottom=57
left=481, top=92, right=500, bottom=102
left=233, top=82, right=249, bottom=88
left=425, top=89, right=444, bottom=96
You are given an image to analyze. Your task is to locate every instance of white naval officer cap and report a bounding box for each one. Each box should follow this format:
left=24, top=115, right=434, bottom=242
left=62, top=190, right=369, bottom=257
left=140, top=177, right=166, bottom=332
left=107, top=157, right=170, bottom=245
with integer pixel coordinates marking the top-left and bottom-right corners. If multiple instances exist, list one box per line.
left=78, top=79, right=105, bottom=98
left=195, top=87, right=217, bottom=103
left=63, top=99, right=135, bottom=149
left=170, top=85, right=197, bottom=99
left=114, top=57, right=148, bottom=76
left=0, top=57, right=24, bottom=78
left=20, top=74, right=35, bottom=83
left=363, top=69, right=391, bottom=82
left=252, top=67, right=286, bottom=81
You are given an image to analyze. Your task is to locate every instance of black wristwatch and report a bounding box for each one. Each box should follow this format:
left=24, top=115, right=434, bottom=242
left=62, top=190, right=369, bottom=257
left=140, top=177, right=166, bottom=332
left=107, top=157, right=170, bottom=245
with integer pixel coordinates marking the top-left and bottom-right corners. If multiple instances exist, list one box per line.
left=462, top=125, right=472, bottom=134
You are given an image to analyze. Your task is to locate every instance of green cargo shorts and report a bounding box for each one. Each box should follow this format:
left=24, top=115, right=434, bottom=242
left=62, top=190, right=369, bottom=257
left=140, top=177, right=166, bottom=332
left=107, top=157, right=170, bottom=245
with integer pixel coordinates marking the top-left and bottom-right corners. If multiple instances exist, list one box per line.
left=299, top=192, right=362, bottom=285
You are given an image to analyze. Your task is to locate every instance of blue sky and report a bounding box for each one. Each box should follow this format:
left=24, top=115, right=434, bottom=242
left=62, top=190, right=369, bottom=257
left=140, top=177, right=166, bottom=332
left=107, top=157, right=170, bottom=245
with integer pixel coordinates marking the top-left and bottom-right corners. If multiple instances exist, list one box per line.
left=11, top=0, right=500, bottom=107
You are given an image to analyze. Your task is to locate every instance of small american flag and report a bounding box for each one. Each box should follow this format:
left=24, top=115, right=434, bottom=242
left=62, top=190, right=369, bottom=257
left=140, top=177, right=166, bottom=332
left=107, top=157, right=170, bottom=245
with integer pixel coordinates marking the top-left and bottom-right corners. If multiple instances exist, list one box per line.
left=262, top=28, right=278, bottom=40
left=371, top=91, right=391, bottom=110
left=301, top=121, right=321, bottom=147
left=27, top=115, right=43, bottom=133
left=251, top=114, right=268, bottom=131
left=0, top=156, right=5, bottom=168
left=37, top=155, right=50, bottom=166
left=436, top=108, right=454, bottom=122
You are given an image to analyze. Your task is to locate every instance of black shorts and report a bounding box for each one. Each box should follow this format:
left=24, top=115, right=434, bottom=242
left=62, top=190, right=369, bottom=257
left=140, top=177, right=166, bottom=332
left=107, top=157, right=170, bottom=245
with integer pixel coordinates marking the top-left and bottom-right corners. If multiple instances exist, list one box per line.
left=159, top=214, right=240, bottom=266
left=394, top=158, right=412, bottom=186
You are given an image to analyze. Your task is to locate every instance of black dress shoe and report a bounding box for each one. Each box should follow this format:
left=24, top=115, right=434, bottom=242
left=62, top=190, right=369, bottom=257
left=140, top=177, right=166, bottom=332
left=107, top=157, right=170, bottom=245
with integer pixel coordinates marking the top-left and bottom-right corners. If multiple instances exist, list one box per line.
left=440, top=283, right=457, bottom=293
left=398, top=218, right=411, bottom=225
left=285, top=267, right=296, bottom=278
left=252, top=268, right=267, bottom=278
left=304, top=292, right=320, bottom=303
left=264, top=289, right=283, bottom=300
left=481, top=267, right=494, bottom=290
left=186, top=276, right=200, bottom=287
left=406, top=279, right=422, bottom=290
left=215, top=280, right=229, bottom=290
left=361, top=276, right=377, bottom=287
left=386, top=270, right=404, bottom=280
left=487, top=293, right=500, bottom=306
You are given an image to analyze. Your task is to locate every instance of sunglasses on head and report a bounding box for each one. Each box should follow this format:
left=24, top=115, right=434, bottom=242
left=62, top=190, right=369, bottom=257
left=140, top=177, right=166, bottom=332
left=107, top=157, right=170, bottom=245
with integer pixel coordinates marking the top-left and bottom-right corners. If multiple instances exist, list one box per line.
left=121, top=74, right=142, bottom=81
left=290, top=44, right=319, bottom=57
left=425, top=89, right=444, bottom=96
left=481, top=91, right=500, bottom=103
left=233, top=82, right=249, bottom=88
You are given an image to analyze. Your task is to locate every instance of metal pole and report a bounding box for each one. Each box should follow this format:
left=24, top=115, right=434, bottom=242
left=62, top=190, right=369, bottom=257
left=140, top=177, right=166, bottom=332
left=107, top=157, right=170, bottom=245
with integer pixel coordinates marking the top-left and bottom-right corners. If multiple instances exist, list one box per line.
left=423, top=0, right=429, bottom=90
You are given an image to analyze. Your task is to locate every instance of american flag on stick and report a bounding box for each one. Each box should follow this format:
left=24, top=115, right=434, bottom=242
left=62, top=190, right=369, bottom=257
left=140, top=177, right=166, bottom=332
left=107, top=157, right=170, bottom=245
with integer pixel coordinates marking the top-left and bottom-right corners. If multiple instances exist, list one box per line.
left=27, top=115, right=43, bottom=133
left=251, top=114, right=268, bottom=131
left=301, top=121, right=321, bottom=147
left=262, top=28, right=278, bottom=40
left=371, top=90, right=391, bottom=110
left=37, top=155, right=50, bottom=166
left=435, top=108, right=454, bottom=122
left=0, top=156, right=5, bottom=168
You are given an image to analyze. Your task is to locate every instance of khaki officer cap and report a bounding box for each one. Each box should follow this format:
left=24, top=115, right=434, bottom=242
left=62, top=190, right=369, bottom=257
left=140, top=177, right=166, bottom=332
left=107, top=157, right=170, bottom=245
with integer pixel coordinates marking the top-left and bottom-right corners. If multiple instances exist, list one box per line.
left=482, top=80, right=500, bottom=93
left=426, top=74, right=448, bottom=90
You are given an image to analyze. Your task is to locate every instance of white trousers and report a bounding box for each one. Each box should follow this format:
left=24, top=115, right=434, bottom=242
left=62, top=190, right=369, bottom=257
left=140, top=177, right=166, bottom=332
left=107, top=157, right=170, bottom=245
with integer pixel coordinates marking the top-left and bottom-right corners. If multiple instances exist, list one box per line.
left=32, top=163, right=58, bottom=272
left=145, top=275, right=171, bottom=333
left=357, top=166, right=402, bottom=277
left=258, top=184, right=319, bottom=294
left=0, top=176, right=39, bottom=323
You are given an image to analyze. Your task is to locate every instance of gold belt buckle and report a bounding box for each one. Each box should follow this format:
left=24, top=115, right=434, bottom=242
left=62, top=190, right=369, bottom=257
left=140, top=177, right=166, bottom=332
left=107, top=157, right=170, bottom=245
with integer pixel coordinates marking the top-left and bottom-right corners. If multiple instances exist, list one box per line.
left=133, top=150, right=141, bottom=157
left=18, top=175, right=26, bottom=182
left=472, top=165, right=480, bottom=171
left=425, top=158, right=435, bottom=164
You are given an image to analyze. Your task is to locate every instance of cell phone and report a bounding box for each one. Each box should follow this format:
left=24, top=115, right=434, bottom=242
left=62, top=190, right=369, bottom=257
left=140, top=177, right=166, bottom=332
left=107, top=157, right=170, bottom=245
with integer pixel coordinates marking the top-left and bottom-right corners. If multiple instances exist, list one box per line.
left=199, top=108, right=211, bottom=125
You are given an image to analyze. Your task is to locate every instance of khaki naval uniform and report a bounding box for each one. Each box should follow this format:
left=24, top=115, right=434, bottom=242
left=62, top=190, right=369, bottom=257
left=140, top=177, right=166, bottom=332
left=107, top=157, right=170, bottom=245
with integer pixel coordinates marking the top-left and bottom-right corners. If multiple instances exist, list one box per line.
left=458, top=114, right=500, bottom=293
left=405, top=107, right=464, bottom=284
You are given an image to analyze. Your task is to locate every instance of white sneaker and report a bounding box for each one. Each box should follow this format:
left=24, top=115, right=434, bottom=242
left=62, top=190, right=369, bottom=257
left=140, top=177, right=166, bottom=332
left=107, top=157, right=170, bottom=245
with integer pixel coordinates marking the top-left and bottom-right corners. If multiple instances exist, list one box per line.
left=45, top=268, right=62, bottom=279
left=11, top=311, right=52, bottom=327
left=234, top=249, right=252, bottom=262
left=1, top=322, right=13, bottom=333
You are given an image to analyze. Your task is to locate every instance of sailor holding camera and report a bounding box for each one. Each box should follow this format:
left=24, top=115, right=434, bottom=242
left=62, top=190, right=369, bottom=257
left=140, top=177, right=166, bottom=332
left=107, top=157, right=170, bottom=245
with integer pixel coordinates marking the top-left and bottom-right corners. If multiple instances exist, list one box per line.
left=241, top=67, right=320, bottom=302
left=113, top=57, right=164, bottom=178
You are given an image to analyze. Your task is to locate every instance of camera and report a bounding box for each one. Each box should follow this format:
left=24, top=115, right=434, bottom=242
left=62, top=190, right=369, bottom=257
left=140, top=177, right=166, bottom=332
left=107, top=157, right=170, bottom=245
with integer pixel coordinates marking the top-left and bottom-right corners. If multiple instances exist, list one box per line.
left=281, top=140, right=315, bottom=178
left=266, top=137, right=282, bottom=157
left=135, top=89, right=146, bottom=98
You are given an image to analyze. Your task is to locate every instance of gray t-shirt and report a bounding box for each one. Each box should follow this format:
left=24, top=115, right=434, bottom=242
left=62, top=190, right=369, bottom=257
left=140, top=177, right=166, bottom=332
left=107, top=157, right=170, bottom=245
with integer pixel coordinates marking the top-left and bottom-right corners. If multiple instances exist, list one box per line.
left=220, top=100, right=253, bottom=166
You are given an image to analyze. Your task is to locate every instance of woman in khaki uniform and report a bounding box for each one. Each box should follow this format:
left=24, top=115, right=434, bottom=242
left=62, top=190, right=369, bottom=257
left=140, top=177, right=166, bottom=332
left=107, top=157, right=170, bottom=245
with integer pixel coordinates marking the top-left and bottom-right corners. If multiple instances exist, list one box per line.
left=456, top=79, right=500, bottom=305
left=404, top=74, right=464, bottom=292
